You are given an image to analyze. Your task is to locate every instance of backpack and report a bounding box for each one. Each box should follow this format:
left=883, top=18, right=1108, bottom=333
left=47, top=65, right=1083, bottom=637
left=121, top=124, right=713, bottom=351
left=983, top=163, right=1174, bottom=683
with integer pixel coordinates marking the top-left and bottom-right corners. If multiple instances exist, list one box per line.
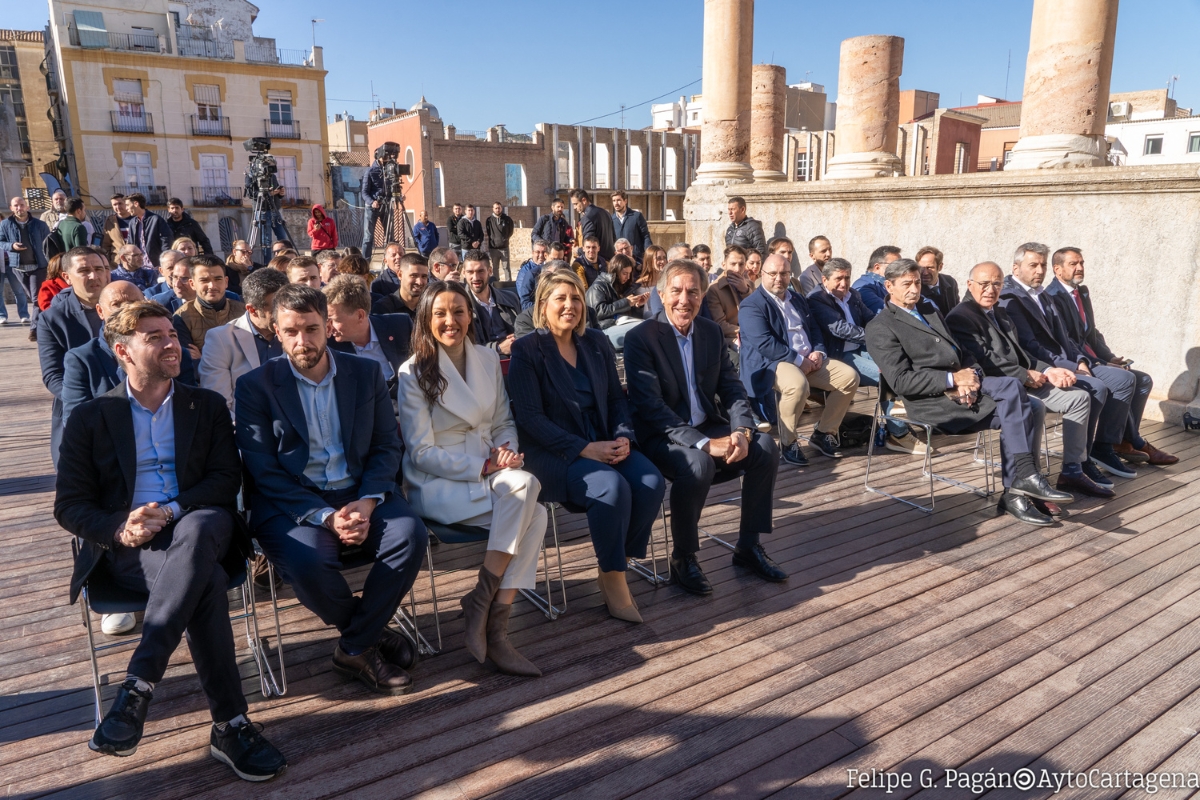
left=42, top=227, right=65, bottom=260
left=837, top=411, right=876, bottom=448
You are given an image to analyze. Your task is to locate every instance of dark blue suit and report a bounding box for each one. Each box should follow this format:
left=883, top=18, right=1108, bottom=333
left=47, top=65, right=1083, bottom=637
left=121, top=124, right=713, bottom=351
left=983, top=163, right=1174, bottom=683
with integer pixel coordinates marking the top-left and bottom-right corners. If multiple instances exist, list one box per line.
left=738, top=286, right=828, bottom=423
left=60, top=326, right=197, bottom=426
left=805, top=286, right=875, bottom=362
left=611, top=209, right=652, bottom=261
left=328, top=313, right=412, bottom=398
left=508, top=329, right=664, bottom=572
left=37, top=288, right=98, bottom=467
left=234, top=350, right=427, bottom=651
left=624, top=312, right=778, bottom=557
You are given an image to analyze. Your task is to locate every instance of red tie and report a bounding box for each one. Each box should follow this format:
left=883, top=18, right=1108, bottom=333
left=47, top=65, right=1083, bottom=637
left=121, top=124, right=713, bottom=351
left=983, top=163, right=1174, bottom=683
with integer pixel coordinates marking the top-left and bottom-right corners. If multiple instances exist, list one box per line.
left=1073, top=289, right=1097, bottom=358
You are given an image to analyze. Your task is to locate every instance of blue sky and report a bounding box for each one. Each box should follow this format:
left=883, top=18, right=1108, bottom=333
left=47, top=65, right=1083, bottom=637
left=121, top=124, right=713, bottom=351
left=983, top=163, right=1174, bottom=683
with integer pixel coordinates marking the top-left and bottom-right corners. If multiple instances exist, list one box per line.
left=10, top=1, right=1199, bottom=131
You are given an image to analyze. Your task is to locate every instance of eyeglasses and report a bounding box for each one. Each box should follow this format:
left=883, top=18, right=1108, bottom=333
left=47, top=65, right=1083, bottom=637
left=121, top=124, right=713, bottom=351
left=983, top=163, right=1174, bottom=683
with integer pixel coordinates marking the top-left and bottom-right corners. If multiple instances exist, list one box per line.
left=969, top=280, right=1003, bottom=290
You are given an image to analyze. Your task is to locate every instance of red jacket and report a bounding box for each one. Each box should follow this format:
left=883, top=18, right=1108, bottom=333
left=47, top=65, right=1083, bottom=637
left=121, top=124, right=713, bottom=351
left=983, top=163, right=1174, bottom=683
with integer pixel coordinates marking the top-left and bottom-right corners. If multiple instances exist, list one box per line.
left=307, top=205, right=338, bottom=251
left=38, top=277, right=69, bottom=311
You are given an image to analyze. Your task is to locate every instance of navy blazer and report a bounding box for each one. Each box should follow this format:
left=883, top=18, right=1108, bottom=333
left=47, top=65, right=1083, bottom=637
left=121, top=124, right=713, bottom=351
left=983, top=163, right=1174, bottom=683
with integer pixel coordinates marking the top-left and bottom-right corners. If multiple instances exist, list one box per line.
left=234, top=350, right=402, bottom=526
left=738, top=286, right=828, bottom=420
left=1042, top=279, right=1116, bottom=362
left=611, top=209, right=652, bottom=260
left=328, top=313, right=412, bottom=396
left=805, top=286, right=876, bottom=362
left=508, top=328, right=636, bottom=502
left=55, top=380, right=243, bottom=603
left=60, top=326, right=197, bottom=425
left=128, top=211, right=173, bottom=266
left=920, top=273, right=961, bottom=319
left=624, top=311, right=752, bottom=448
left=998, top=276, right=1091, bottom=372
left=371, top=267, right=400, bottom=297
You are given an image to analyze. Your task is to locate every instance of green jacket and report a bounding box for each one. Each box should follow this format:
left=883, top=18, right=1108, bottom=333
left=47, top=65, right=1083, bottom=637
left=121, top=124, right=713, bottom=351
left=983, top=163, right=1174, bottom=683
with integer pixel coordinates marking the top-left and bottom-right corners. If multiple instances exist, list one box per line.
left=57, top=216, right=89, bottom=250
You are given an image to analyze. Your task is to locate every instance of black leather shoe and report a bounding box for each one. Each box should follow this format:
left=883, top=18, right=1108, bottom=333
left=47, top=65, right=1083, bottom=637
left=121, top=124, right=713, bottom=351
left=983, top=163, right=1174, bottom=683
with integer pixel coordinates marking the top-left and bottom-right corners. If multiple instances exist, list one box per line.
left=89, top=679, right=152, bottom=756
left=332, top=645, right=413, bottom=695
left=377, top=626, right=419, bottom=670
left=732, top=543, right=788, bottom=582
left=781, top=442, right=809, bottom=467
left=1080, top=460, right=1115, bottom=488
left=210, top=719, right=288, bottom=782
left=999, top=492, right=1054, bottom=526
left=1056, top=470, right=1115, bottom=499
left=1008, top=472, right=1074, bottom=504
left=670, top=555, right=713, bottom=596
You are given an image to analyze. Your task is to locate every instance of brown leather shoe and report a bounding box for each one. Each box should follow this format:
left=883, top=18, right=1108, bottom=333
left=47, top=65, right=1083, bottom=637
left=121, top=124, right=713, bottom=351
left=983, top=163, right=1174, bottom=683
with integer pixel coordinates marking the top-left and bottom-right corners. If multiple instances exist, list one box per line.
left=1138, top=442, right=1179, bottom=466
left=251, top=553, right=281, bottom=590
left=332, top=645, right=413, bottom=695
left=377, top=626, right=419, bottom=670
left=1113, top=441, right=1150, bottom=464
left=485, top=602, right=541, bottom=677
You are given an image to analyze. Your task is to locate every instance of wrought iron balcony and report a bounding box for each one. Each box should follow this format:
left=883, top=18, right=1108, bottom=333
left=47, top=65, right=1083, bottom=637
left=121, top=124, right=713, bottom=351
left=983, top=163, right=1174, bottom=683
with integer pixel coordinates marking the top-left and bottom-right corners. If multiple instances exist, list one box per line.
left=190, top=114, right=230, bottom=137
left=110, top=111, right=153, bottom=134
left=265, top=120, right=300, bottom=139
left=191, top=186, right=245, bottom=207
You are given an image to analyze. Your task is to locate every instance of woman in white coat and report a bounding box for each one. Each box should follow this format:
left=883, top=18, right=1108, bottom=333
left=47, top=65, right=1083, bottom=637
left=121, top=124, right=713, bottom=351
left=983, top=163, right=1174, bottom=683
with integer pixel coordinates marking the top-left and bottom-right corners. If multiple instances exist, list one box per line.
left=397, top=280, right=546, bottom=677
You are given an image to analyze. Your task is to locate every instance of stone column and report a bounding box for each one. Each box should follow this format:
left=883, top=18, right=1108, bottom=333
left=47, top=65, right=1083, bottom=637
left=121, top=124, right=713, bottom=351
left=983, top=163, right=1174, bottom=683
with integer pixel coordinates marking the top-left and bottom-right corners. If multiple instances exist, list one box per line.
left=824, top=35, right=904, bottom=180
left=750, top=64, right=787, bottom=181
left=694, top=0, right=754, bottom=185
left=1006, top=0, right=1119, bottom=170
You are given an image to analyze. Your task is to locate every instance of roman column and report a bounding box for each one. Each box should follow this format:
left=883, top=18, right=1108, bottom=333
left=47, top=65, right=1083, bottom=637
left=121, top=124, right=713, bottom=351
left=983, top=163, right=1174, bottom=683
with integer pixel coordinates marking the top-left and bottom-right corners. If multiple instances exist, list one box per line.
left=693, top=0, right=754, bottom=185
left=750, top=64, right=787, bottom=181
left=1006, top=0, right=1119, bottom=169
left=823, top=35, right=905, bottom=180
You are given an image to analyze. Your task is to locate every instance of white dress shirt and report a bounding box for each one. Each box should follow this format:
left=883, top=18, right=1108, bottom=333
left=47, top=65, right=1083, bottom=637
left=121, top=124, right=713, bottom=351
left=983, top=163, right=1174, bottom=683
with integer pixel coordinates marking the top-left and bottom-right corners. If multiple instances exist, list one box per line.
left=829, top=289, right=860, bottom=352
left=352, top=322, right=394, bottom=381
left=769, top=290, right=814, bottom=366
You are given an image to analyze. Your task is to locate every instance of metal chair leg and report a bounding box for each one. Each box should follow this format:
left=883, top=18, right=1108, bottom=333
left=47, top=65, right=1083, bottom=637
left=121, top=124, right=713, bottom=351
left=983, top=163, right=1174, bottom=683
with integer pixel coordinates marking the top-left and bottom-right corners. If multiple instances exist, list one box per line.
left=627, top=500, right=671, bottom=586
left=81, top=587, right=104, bottom=729
left=425, top=545, right=442, bottom=653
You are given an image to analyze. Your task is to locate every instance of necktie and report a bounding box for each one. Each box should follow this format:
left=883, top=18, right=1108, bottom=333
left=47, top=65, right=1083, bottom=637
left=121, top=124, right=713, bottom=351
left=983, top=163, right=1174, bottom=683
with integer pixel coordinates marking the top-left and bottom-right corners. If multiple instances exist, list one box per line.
left=1072, top=290, right=1098, bottom=358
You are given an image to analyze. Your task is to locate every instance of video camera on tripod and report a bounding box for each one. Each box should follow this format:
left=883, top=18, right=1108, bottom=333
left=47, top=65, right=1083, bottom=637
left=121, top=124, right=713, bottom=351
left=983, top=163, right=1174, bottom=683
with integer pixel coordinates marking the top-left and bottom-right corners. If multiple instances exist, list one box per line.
left=244, top=137, right=281, bottom=202
left=374, top=142, right=411, bottom=200
left=371, top=142, right=415, bottom=250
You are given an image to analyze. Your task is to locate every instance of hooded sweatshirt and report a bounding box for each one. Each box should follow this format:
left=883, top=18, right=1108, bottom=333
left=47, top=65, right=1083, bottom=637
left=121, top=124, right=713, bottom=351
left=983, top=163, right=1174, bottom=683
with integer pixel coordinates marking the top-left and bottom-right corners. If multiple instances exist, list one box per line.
left=307, top=204, right=338, bottom=251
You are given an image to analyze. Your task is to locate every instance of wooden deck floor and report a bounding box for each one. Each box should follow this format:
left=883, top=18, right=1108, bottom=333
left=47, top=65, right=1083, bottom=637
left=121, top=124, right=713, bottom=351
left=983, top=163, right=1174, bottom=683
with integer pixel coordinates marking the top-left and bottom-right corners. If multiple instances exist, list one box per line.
left=3, top=317, right=1200, bottom=799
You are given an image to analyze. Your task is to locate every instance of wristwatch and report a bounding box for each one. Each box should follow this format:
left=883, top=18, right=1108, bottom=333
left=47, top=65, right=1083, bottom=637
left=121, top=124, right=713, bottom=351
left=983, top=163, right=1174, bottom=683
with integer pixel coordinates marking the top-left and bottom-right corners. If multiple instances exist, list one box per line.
left=735, top=426, right=754, bottom=440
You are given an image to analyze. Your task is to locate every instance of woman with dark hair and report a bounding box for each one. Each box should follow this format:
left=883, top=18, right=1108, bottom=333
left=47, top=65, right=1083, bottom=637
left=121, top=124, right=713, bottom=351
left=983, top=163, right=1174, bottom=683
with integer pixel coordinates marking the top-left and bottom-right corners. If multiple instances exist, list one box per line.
left=508, top=270, right=665, bottom=623
left=396, top=281, right=546, bottom=677
left=585, top=253, right=648, bottom=348
left=336, top=253, right=373, bottom=287
left=38, top=253, right=69, bottom=311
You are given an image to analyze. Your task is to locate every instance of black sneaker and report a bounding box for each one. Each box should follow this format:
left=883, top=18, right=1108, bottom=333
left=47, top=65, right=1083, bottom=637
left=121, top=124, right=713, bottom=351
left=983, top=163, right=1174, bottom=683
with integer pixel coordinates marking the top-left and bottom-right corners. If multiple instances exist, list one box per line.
left=1080, top=460, right=1115, bottom=488
left=210, top=718, right=288, bottom=782
left=89, top=679, right=152, bottom=756
left=809, top=430, right=843, bottom=458
left=1090, top=446, right=1136, bottom=479
left=781, top=442, right=809, bottom=466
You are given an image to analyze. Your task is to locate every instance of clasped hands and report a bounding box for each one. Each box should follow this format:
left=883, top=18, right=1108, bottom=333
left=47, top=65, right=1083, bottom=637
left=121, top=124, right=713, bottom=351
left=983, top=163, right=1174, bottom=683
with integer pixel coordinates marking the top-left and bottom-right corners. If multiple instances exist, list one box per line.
left=799, top=350, right=825, bottom=375
left=581, top=437, right=631, bottom=465
left=704, top=430, right=749, bottom=465
left=117, top=502, right=171, bottom=547
left=485, top=443, right=524, bottom=474
left=950, top=368, right=981, bottom=405
left=323, top=497, right=378, bottom=546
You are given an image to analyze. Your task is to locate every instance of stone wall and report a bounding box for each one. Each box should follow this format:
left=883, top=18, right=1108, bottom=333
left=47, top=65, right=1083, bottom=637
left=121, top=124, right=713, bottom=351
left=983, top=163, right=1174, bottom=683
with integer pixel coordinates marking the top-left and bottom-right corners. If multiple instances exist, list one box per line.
left=685, top=164, right=1200, bottom=424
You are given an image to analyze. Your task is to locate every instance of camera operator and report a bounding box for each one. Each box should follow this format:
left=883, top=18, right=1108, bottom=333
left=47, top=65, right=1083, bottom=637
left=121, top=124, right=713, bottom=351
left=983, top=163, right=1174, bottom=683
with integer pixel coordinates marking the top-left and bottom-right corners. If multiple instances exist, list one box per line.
left=242, top=140, right=290, bottom=254
left=361, top=149, right=388, bottom=260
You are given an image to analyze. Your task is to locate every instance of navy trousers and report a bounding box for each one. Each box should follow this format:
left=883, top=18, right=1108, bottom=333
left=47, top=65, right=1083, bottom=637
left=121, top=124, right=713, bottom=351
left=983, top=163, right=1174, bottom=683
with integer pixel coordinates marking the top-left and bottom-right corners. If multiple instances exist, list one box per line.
left=1124, top=369, right=1153, bottom=443
left=255, top=491, right=428, bottom=652
left=979, top=376, right=1040, bottom=489
left=107, top=507, right=246, bottom=723
left=563, top=450, right=666, bottom=572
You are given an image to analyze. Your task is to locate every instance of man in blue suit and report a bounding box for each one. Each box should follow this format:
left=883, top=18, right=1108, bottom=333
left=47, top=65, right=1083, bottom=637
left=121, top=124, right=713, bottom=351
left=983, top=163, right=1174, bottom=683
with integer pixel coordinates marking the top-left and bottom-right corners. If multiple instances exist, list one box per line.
left=324, top=275, right=412, bottom=403
left=852, top=245, right=901, bottom=315
left=610, top=191, right=652, bottom=262
left=739, top=254, right=861, bottom=466
left=235, top=284, right=427, bottom=696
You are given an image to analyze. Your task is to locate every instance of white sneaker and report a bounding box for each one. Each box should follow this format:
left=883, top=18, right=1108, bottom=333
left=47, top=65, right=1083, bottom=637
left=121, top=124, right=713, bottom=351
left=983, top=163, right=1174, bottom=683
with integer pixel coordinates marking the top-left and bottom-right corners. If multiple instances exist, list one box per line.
left=755, top=420, right=772, bottom=433
left=101, top=612, right=136, bottom=635
left=0, top=319, right=8, bottom=326
left=19, top=318, right=30, bottom=324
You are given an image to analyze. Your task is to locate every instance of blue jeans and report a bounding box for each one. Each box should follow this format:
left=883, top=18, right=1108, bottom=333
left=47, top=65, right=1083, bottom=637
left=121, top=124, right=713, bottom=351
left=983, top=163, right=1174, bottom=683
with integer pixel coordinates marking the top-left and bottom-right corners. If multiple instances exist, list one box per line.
left=361, top=205, right=382, bottom=258
left=839, top=350, right=906, bottom=438
left=0, top=267, right=30, bottom=320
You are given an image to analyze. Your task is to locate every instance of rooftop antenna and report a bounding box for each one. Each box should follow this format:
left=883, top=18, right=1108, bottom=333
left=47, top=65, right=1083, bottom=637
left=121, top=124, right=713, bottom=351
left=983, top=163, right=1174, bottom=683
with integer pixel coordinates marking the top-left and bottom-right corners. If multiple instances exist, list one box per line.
left=311, top=18, right=323, bottom=53
left=620, top=104, right=625, bottom=128
left=1168, top=74, right=1180, bottom=98
left=1004, top=49, right=1011, bottom=100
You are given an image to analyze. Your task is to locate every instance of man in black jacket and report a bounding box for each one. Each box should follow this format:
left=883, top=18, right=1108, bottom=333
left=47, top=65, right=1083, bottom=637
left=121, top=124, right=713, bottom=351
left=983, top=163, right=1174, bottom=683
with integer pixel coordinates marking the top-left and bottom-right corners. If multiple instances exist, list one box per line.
left=165, top=198, right=214, bottom=255
left=865, top=259, right=1072, bottom=525
left=571, top=189, right=614, bottom=261
left=723, top=196, right=767, bottom=259
left=462, top=249, right=519, bottom=355
left=456, top=205, right=484, bottom=257
left=361, top=157, right=386, bottom=260
left=532, top=199, right=571, bottom=250
left=610, top=190, right=652, bottom=262
left=624, top=260, right=782, bottom=595
left=485, top=202, right=515, bottom=281
left=916, top=245, right=960, bottom=318
left=446, top=202, right=464, bottom=257
left=55, top=301, right=287, bottom=780
left=125, top=193, right=173, bottom=267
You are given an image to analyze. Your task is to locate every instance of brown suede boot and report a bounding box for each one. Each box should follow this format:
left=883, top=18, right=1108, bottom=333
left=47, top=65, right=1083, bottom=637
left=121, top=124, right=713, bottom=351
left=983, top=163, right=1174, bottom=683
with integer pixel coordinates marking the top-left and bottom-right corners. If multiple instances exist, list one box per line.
left=460, top=567, right=502, bottom=663
left=485, top=602, right=541, bottom=677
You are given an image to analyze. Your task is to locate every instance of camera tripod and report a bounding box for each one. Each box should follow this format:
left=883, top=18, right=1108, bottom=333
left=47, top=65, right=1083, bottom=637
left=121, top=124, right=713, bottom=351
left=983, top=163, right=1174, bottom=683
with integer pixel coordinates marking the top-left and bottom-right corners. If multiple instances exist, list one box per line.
left=378, top=192, right=416, bottom=251
left=247, top=188, right=284, bottom=264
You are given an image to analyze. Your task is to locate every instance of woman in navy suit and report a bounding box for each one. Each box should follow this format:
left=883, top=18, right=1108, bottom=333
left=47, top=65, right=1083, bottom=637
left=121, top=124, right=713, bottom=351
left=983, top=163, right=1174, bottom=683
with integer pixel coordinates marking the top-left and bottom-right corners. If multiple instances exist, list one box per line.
left=508, top=270, right=665, bottom=623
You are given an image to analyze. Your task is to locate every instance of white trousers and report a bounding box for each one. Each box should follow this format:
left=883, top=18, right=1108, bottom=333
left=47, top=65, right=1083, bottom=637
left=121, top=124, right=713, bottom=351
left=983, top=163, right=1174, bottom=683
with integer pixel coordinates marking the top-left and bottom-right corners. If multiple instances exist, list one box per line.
left=461, top=469, right=547, bottom=590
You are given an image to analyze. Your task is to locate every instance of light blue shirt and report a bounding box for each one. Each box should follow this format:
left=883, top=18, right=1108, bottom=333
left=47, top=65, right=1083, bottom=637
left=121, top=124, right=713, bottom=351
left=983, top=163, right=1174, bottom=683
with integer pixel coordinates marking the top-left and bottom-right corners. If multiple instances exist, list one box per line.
left=127, top=382, right=183, bottom=520
left=352, top=323, right=394, bottom=381
left=289, top=353, right=352, bottom=493
left=672, top=324, right=710, bottom=451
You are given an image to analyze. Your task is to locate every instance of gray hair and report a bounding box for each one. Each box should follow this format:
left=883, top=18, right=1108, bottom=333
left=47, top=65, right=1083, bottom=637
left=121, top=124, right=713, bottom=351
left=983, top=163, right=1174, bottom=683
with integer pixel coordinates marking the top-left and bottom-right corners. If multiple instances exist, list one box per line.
left=159, top=250, right=184, bottom=270
left=1013, top=242, right=1049, bottom=264
left=659, top=258, right=709, bottom=294
left=822, top=257, right=853, bottom=279
left=614, top=237, right=631, bottom=248
left=883, top=258, right=921, bottom=282
left=666, top=243, right=692, bottom=261
left=542, top=259, right=570, bottom=272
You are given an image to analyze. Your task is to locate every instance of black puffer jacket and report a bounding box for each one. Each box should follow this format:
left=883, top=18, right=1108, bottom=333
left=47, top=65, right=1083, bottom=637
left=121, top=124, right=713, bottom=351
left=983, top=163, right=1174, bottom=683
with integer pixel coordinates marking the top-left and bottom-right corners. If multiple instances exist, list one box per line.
left=585, top=271, right=641, bottom=329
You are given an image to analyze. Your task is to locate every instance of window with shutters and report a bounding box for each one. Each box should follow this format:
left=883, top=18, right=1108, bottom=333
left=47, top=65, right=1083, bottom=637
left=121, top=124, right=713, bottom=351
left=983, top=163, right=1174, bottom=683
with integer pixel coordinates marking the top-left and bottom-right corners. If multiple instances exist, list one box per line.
left=113, top=79, right=145, bottom=118
left=275, top=155, right=298, bottom=193
left=122, top=151, right=154, bottom=188
left=73, top=10, right=108, bottom=48
left=193, top=83, right=223, bottom=135
left=268, top=91, right=293, bottom=125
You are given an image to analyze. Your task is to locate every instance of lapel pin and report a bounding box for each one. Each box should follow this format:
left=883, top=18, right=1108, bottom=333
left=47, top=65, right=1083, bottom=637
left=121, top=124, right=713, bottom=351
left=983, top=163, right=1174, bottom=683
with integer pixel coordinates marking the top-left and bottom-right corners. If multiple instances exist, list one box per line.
left=190, top=401, right=195, bottom=409
left=388, top=336, right=394, bottom=341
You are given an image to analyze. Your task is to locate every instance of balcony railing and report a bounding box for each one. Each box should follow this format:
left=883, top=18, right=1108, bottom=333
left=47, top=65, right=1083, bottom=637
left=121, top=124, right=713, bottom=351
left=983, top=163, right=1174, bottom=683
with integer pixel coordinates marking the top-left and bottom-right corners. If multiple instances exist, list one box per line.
left=192, top=186, right=245, bottom=207
left=177, top=36, right=234, bottom=60
left=279, top=187, right=311, bottom=207
left=111, top=111, right=153, bottom=134
left=265, top=120, right=300, bottom=139
left=113, top=185, right=167, bottom=206
left=68, top=24, right=163, bottom=53
left=190, top=114, right=230, bottom=137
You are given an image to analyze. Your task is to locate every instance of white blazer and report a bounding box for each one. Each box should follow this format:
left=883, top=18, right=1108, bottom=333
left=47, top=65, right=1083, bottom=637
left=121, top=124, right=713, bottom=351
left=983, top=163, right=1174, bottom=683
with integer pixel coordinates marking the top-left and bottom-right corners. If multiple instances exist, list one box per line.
left=198, top=313, right=261, bottom=414
left=396, top=343, right=519, bottom=524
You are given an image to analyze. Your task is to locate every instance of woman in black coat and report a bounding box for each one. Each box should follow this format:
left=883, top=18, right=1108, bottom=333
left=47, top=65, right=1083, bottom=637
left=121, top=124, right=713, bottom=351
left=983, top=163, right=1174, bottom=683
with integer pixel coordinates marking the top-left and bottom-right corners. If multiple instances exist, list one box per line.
left=508, top=270, right=665, bottom=623
left=585, top=253, right=648, bottom=348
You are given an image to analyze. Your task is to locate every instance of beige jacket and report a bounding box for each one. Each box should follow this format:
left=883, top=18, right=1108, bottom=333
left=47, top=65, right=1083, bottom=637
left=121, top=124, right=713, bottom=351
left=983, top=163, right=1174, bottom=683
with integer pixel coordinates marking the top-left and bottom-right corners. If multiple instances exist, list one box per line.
left=175, top=297, right=246, bottom=352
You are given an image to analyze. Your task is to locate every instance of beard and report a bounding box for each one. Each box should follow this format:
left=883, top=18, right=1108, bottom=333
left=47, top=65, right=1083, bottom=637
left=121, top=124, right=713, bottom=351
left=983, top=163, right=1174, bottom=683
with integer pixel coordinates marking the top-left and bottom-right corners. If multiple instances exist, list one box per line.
left=289, top=342, right=326, bottom=370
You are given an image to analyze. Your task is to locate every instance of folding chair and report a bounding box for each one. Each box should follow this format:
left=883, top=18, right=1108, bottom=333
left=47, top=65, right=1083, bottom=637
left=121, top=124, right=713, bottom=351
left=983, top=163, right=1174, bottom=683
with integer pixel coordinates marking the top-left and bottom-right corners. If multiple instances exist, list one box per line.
left=77, top=543, right=272, bottom=726
left=864, top=377, right=999, bottom=514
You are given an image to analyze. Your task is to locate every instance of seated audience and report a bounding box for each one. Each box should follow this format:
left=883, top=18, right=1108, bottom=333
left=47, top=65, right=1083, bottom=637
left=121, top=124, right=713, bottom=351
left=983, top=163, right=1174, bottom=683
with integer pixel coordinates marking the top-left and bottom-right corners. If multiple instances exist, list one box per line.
left=796, top=235, right=833, bottom=296
left=55, top=301, right=287, bottom=780
left=852, top=245, right=901, bottom=314
left=197, top=267, right=289, bottom=413
left=372, top=253, right=429, bottom=318
left=508, top=270, right=665, bottom=622
left=1043, top=246, right=1175, bottom=465
left=224, top=240, right=257, bottom=295
left=586, top=253, right=647, bottom=348
left=624, top=259, right=783, bottom=596
left=371, top=243, right=407, bottom=296
left=613, top=238, right=637, bottom=264
left=947, top=262, right=1111, bottom=501
left=692, top=244, right=713, bottom=278
left=740, top=254, right=861, bottom=465
left=286, top=256, right=322, bottom=288
left=144, top=250, right=183, bottom=304
left=916, top=245, right=960, bottom=318
left=108, top=244, right=158, bottom=291
left=865, top=258, right=1072, bottom=525
left=999, top=242, right=1139, bottom=482
left=462, top=250, right=519, bottom=355
left=315, top=248, right=341, bottom=286
left=396, top=281, right=545, bottom=676
left=171, top=236, right=198, bottom=258
left=326, top=274, right=412, bottom=400
left=236, top=284, right=427, bottom=695
left=516, top=239, right=550, bottom=310
left=175, top=256, right=245, bottom=353
left=429, top=246, right=461, bottom=283
left=745, top=248, right=763, bottom=286
left=572, top=235, right=606, bottom=288
left=266, top=253, right=294, bottom=272
left=514, top=263, right=600, bottom=338
left=705, top=245, right=753, bottom=350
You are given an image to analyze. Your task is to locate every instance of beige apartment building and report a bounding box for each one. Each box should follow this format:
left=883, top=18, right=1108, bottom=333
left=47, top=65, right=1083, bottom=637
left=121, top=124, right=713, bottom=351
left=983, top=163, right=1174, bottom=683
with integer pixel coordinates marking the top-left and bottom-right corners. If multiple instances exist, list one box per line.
left=45, top=0, right=329, bottom=253
left=0, top=29, right=60, bottom=198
